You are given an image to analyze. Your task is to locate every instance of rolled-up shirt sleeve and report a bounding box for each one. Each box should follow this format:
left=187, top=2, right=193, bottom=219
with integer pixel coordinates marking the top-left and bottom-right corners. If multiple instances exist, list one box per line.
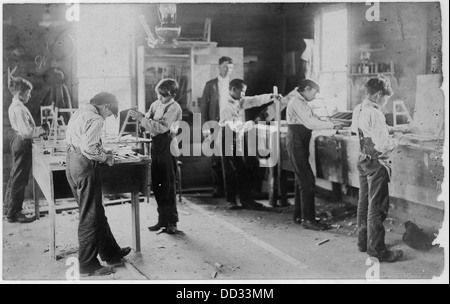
left=370, top=111, right=399, bottom=154
left=140, top=104, right=180, bottom=135
left=80, top=117, right=107, bottom=162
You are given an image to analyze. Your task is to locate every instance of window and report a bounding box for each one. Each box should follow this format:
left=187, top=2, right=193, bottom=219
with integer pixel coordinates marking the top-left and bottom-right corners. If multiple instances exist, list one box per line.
left=312, top=5, right=348, bottom=116
left=75, top=4, right=135, bottom=134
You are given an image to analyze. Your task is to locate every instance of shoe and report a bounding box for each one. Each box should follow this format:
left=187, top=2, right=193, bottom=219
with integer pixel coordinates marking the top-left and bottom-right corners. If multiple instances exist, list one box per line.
left=377, top=250, right=404, bottom=263
left=228, top=200, right=240, bottom=210
left=279, top=202, right=291, bottom=207
left=301, top=219, right=330, bottom=231
left=119, top=247, right=132, bottom=258
left=166, top=223, right=177, bottom=234
left=148, top=223, right=166, bottom=231
left=358, top=244, right=368, bottom=253
left=7, top=213, right=35, bottom=224
left=105, top=247, right=132, bottom=266
left=105, top=258, right=124, bottom=267
left=80, top=266, right=115, bottom=277
left=241, top=200, right=264, bottom=209
left=294, top=218, right=302, bottom=224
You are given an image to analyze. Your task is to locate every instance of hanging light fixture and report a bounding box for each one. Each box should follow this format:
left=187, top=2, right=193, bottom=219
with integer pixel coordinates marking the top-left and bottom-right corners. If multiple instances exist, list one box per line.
left=155, top=3, right=181, bottom=45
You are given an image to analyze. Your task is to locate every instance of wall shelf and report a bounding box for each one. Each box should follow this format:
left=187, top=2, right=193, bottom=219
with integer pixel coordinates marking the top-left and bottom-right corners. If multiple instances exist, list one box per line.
left=347, top=72, right=397, bottom=87
left=347, top=72, right=394, bottom=77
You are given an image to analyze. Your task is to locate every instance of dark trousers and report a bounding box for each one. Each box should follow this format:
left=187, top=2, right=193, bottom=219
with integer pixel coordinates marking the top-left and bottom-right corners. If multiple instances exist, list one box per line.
left=357, top=158, right=390, bottom=257
left=211, top=155, right=224, bottom=193
left=221, top=126, right=251, bottom=203
left=65, top=148, right=121, bottom=272
left=286, top=125, right=316, bottom=221
left=151, top=133, right=178, bottom=225
left=4, top=135, right=32, bottom=219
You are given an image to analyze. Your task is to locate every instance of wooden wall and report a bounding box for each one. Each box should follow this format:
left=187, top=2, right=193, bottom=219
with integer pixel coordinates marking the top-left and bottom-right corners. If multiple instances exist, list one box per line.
left=3, top=4, right=75, bottom=199
left=137, top=3, right=288, bottom=96
left=4, top=2, right=441, bottom=198
left=348, top=2, right=442, bottom=114
left=3, top=2, right=304, bottom=198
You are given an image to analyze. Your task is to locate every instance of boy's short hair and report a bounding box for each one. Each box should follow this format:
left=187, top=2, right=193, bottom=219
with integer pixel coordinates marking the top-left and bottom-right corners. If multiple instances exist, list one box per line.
left=219, top=56, right=233, bottom=65
left=90, top=92, right=119, bottom=117
left=8, top=77, right=33, bottom=95
left=229, top=78, right=246, bottom=91
left=298, top=79, right=320, bottom=93
left=365, top=76, right=393, bottom=97
left=156, top=78, right=179, bottom=97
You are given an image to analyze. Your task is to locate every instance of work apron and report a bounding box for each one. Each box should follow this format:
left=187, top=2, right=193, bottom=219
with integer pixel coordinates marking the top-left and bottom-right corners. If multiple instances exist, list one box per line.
left=151, top=131, right=179, bottom=225
left=286, top=124, right=316, bottom=221
left=4, top=134, right=32, bottom=218
left=356, top=128, right=391, bottom=257
left=65, top=145, right=121, bottom=271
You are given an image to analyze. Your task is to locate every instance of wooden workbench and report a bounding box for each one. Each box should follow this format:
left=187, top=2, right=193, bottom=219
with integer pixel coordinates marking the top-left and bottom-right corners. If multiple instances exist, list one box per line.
left=275, top=130, right=445, bottom=228
left=32, top=140, right=151, bottom=260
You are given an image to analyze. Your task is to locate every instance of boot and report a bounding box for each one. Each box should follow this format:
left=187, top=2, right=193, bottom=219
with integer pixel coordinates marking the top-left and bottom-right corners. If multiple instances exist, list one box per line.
left=166, top=223, right=177, bottom=234
left=377, top=250, right=404, bottom=263
left=148, top=222, right=166, bottom=231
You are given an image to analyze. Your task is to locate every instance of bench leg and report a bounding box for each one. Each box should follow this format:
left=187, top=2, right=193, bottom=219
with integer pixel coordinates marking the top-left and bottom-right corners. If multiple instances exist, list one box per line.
left=131, top=191, right=141, bottom=252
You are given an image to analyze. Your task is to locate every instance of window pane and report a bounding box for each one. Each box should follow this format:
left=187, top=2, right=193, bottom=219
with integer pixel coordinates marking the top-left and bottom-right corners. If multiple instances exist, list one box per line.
left=318, top=7, right=348, bottom=113
left=321, top=8, right=347, bottom=72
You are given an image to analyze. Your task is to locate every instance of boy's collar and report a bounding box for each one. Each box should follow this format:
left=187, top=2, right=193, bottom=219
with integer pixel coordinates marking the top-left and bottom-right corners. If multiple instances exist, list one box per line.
left=363, top=98, right=380, bottom=109
left=12, top=96, right=23, bottom=104
left=295, top=90, right=307, bottom=102
left=85, top=104, right=100, bottom=116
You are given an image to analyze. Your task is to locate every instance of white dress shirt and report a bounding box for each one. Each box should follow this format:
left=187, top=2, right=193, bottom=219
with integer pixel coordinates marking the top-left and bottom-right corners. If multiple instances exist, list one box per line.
left=286, top=90, right=334, bottom=130
left=220, top=94, right=272, bottom=155
left=351, top=99, right=399, bottom=155
left=8, top=97, right=42, bottom=139
left=65, top=104, right=107, bottom=162
left=218, top=75, right=230, bottom=122
left=220, top=94, right=272, bottom=132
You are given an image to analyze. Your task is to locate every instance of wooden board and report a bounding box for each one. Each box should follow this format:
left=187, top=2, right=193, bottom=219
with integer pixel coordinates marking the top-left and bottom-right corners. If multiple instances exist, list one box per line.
left=411, top=74, right=444, bottom=139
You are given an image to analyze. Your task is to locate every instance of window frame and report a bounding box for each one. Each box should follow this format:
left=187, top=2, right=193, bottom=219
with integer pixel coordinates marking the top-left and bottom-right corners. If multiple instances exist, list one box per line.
left=314, top=3, right=349, bottom=113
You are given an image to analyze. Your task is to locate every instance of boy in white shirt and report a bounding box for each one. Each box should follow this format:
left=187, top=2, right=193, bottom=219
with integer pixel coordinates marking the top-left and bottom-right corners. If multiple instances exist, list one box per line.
left=285, top=79, right=342, bottom=231
left=4, top=70, right=48, bottom=223
left=220, top=78, right=279, bottom=209
left=351, top=76, right=407, bottom=263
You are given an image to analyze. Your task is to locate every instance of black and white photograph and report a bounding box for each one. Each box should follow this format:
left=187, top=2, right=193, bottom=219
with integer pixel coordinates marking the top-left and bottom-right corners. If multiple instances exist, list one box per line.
left=1, top=0, right=448, bottom=285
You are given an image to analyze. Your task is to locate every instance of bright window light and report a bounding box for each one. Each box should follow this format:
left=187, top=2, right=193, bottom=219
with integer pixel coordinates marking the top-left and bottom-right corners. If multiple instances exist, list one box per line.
left=76, top=4, right=135, bottom=135
left=317, top=6, right=348, bottom=114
